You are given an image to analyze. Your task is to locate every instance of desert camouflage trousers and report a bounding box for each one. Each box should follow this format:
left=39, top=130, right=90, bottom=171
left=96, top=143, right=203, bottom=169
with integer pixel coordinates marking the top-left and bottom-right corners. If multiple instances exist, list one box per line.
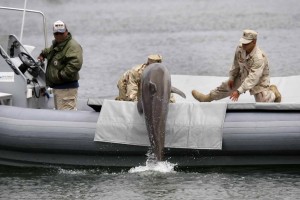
left=53, top=88, right=78, bottom=110
left=210, top=78, right=276, bottom=102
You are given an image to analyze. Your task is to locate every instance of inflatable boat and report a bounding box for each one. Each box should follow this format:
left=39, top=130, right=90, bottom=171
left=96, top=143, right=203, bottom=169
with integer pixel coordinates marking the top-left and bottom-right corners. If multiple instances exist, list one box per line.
left=0, top=6, right=299, bottom=168
left=1, top=72, right=300, bottom=168
left=1, top=96, right=300, bottom=168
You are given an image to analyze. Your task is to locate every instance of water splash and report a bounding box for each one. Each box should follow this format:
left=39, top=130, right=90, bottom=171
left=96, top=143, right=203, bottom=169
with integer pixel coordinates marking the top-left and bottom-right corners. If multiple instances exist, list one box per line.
left=128, top=153, right=177, bottom=174
left=129, top=161, right=176, bottom=174
left=58, top=168, right=88, bottom=175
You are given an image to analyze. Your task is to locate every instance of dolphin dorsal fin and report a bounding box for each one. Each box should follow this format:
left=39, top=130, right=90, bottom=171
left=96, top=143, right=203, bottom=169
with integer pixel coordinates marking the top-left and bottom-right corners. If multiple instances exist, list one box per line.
left=171, top=86, right=186, bottom=98
left=149, top=81, right=157, bottom=95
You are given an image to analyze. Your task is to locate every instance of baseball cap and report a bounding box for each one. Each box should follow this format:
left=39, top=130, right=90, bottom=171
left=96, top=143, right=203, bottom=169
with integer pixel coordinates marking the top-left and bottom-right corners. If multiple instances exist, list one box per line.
left=239, top=29, right=257, bottom=44
left=53, top=20, right=67, bottom=33
left=147, top=54, right=162, bottom=63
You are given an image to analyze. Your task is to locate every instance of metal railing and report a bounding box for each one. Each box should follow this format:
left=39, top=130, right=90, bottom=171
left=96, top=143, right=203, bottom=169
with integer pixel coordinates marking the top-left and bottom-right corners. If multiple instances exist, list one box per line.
left=0, top=6, right=48, bottom=48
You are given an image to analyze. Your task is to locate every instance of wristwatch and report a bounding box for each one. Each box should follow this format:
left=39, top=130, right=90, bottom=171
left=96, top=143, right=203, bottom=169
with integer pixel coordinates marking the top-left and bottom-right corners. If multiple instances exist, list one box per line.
left=237, top=90, right=241, bottom=95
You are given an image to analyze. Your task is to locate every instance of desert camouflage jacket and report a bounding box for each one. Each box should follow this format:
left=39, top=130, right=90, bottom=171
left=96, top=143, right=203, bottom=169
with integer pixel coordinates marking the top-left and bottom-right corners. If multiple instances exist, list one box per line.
left=229, top=45, right=270, bottom=95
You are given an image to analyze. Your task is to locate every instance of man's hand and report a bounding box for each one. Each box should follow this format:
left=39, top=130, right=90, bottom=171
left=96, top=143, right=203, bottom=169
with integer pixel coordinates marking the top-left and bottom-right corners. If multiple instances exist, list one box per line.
left=230, top=90, right=240, bottom=102
left=37, top=55, right=44, bottom=62
left=228, top=80, right=234, bottom=89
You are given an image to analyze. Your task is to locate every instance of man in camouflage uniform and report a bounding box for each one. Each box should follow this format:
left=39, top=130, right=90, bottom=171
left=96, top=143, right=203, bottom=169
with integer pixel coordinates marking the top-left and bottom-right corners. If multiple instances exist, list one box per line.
left=116, top=54, right=175, bottom=102
left=192, top=29, right=281, bottom=103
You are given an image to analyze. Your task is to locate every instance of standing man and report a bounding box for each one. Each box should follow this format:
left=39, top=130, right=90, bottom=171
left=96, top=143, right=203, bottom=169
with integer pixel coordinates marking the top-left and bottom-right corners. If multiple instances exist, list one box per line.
left=192, top=29, right=281, bottom=103
left=38, top=20, right=83, bottom=110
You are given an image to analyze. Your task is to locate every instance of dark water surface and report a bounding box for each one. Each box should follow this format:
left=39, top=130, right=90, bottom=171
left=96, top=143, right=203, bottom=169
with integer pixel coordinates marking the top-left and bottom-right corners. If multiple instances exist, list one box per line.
left=0, top=166, right=299, bottom=200
left=1, top=0, right=300, bottom=199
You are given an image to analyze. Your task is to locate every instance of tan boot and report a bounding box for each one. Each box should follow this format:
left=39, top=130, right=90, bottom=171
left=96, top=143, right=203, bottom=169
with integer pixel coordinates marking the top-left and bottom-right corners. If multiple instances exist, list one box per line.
left=270, top=85, right=281, bottom=103
left=192, top=90, right=212, bottom=102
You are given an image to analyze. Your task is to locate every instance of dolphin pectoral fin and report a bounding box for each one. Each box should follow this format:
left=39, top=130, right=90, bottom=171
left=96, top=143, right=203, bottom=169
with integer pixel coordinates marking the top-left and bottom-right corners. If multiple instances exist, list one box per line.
left=171, top=86, right=186, bottom=98
left=149, top=81, right=157, bottom=95
left=137, top=99, right=143, bottom=115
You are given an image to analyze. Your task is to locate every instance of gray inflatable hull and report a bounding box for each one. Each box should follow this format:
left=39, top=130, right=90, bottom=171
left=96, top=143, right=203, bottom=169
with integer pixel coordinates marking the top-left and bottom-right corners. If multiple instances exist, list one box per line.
left=0, top=105, right=300, bottom=168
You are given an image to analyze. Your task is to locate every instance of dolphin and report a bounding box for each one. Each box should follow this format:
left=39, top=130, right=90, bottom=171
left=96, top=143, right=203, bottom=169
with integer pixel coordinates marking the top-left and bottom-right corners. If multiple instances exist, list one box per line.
left=137, top=63, right=186, bottom=161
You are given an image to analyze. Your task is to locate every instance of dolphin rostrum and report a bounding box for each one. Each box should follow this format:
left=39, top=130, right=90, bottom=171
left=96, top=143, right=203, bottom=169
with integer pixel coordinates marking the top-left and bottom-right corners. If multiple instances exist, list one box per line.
left=137, top=63, right=186, bottom=161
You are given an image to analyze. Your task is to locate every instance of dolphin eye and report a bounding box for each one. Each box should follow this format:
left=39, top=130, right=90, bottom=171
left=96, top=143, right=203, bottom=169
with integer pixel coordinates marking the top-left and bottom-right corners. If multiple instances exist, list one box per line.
left=149, top=81, right=157, bottom=95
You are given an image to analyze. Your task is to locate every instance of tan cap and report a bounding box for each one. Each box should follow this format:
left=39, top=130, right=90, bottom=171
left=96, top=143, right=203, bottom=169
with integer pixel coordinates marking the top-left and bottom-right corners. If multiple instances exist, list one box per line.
left=147, top=54, right=162, bottom=63
left=239, top=29, right=257, bottom=44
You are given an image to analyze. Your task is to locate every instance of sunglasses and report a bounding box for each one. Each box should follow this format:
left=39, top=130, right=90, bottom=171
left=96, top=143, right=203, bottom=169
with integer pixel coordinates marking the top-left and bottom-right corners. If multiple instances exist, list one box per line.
left=54, top=32, right=64, bottom=36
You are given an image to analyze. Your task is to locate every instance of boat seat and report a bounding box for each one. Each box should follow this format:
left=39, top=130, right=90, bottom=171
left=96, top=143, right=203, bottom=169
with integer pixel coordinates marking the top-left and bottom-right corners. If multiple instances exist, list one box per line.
left=0, top=92, right=12, bottom=106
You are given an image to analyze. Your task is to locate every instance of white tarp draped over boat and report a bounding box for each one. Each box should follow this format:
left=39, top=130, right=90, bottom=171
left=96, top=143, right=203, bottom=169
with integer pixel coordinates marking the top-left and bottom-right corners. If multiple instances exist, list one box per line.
left=94, top=100, right=227, bottom=149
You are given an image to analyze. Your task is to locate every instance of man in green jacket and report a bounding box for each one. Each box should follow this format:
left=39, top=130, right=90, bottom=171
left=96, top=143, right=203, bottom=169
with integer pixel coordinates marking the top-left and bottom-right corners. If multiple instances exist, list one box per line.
left=38, top=20, right=83, bottom=110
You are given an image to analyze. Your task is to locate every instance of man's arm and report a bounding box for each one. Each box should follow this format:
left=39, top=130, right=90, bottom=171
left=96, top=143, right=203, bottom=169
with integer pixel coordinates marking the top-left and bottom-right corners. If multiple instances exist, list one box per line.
left=238, top=57, right=264, bottom=94
left=228, top=46, right=241, bottom=83
left=38, top=47, right=50, bottom=61
left=58, top=44, right=83, bottom=81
